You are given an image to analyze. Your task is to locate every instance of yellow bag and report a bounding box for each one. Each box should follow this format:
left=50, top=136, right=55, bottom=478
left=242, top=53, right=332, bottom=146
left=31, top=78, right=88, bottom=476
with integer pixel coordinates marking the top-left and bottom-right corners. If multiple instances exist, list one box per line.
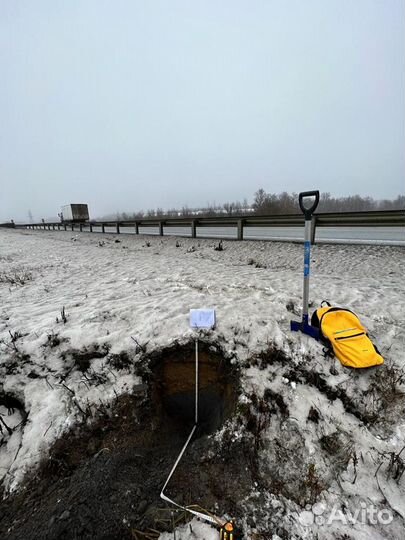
left=311, top=304, right=384, bottom=368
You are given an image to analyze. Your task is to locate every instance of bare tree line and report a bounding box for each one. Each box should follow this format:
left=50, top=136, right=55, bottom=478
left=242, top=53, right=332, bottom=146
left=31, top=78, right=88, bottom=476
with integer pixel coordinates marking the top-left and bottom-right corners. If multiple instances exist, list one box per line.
left=111, top=199, right=251, bottom=221
left=252, top=190, right=405, bottom=215
left=108, top=190, right=404, bottom=221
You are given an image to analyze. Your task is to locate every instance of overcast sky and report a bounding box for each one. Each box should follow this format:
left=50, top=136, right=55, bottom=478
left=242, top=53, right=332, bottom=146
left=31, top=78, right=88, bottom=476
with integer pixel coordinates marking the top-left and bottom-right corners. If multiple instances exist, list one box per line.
left=1, top=1, right=404, bottom=221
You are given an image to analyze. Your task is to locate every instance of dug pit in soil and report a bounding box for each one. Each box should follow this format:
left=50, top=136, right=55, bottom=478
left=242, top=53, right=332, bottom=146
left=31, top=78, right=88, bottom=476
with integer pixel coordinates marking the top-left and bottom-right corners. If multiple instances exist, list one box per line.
left=0, top=342, right=253, bottom=540
left=152, top=342, right=237, bottom=435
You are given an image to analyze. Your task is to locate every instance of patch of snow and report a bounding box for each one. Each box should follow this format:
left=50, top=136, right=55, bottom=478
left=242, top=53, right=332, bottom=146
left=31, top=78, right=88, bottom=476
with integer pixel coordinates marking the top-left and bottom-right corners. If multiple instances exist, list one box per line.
left=158, top=517, right=218, bottom=539
left=0, top=229, right=404, bottom=539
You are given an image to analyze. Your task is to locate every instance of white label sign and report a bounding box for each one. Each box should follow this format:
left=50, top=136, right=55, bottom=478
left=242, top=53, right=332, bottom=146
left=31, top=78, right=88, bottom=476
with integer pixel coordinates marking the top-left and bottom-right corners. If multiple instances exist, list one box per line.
left=189, top=308, right=216, bottom=329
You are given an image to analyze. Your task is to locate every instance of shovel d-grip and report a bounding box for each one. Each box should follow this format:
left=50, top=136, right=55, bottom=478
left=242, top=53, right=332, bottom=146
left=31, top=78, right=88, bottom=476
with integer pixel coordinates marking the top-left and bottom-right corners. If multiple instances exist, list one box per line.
left=291, top=190, right=320, bottom=339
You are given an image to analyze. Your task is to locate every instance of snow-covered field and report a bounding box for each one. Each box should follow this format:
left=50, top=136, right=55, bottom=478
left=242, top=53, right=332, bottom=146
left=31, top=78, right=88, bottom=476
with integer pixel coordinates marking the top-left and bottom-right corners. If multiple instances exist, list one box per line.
left=0, top=228, right=404, bottom=539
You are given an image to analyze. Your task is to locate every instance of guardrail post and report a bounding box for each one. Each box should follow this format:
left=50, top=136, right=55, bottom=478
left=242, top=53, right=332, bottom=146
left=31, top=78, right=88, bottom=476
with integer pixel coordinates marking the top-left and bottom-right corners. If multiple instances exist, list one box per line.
left=135, top=222, right=139, bottom=235
left=57, top=224, right=60, bottom=230
left=102, top=223, right=105, bottom=233
left=159, top=221, right=164, bottom=236
left=52, top=224, right=55, bottom=230
left=311, top=216, right=317, bottom=245
left=71, top=224, right=74, bottom=231
left=89, top=223, right=93, bottom=232
left=116, top=223, right=120, bottom=234
left=64, top=224, right=67, bottom=231
left=237, top=219, right=244, bottom=241
left=80, top=223, right=83, bottom=232
left=191, top=220, right=197, bottom=238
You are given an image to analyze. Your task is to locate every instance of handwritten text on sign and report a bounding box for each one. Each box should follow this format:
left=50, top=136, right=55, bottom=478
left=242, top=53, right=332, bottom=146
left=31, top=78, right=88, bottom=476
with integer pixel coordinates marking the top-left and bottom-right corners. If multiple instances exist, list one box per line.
left=189, top=309, right=216, bottom=329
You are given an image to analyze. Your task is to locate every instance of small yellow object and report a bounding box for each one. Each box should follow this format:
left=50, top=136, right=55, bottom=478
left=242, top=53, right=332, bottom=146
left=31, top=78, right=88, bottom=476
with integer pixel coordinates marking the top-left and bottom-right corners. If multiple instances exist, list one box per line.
left=220, top=521, right=235, bottom=539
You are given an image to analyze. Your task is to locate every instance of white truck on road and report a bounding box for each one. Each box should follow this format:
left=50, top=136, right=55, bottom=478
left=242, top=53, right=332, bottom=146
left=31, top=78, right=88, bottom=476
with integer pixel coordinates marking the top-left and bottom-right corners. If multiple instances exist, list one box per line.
left=60, top=204, right=89, bottom=223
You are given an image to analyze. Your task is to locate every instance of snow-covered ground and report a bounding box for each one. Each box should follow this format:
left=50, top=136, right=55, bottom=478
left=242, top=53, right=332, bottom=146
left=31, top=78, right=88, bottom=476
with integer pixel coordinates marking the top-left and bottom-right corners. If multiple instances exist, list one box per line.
left=0, top=228, right=404, bottom=539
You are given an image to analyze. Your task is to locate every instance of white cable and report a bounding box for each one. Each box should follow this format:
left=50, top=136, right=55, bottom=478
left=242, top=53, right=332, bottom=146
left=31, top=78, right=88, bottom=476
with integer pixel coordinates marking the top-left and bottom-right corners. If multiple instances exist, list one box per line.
left=160, top=424, right=219, bottom=525
left=160, top=336, right=222, bottom=526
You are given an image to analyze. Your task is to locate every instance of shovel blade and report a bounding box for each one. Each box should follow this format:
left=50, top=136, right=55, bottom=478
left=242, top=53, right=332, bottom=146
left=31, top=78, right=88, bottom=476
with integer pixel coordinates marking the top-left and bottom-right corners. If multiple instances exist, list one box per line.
left=290, top=319, right=319, bottom=340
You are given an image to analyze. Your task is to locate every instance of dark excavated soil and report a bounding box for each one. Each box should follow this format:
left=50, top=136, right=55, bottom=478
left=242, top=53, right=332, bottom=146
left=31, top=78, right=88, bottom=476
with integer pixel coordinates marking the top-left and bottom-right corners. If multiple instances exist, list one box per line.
left=0, top=343, right=252, bottom=540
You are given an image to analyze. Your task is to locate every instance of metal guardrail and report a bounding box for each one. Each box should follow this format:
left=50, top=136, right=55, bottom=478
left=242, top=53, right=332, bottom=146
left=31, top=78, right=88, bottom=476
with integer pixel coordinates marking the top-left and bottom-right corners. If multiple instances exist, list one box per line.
left=4, top=209, right=405, bottom=244
left=0, top=222, right=16, bottom=228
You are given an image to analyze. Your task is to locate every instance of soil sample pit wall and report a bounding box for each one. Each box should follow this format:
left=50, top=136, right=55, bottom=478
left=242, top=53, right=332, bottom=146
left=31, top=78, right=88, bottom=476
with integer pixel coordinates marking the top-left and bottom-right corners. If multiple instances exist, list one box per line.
left=151, top=342, right=238, bottom=436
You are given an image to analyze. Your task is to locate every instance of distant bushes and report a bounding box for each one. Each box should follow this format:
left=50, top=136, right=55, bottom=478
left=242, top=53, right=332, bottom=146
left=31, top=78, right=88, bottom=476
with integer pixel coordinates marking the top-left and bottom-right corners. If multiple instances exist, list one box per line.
left=102, top=190, right=404, bottom=220
left=252, top=190, right=405, bottom=215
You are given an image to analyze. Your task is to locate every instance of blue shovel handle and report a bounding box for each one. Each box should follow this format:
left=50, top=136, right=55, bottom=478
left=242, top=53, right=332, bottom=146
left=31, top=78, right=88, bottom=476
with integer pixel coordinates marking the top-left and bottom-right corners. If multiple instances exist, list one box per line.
left=290, top=190, right=320, bottom=339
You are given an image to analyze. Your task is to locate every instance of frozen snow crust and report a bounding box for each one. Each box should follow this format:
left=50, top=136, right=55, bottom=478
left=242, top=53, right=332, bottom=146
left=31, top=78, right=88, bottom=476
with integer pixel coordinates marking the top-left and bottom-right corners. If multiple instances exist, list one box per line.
left=0, top=229, right=404, bottom=539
